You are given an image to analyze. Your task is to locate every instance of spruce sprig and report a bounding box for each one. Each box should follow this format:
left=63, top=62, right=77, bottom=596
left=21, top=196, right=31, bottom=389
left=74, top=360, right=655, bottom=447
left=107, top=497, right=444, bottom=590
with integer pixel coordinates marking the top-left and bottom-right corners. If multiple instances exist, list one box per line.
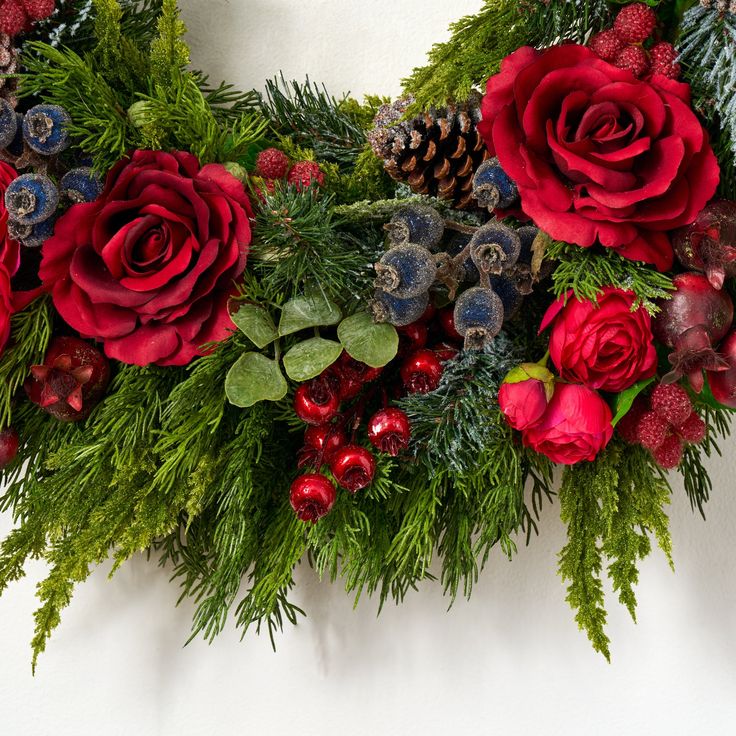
left=524, top=0, right=613, bottom=46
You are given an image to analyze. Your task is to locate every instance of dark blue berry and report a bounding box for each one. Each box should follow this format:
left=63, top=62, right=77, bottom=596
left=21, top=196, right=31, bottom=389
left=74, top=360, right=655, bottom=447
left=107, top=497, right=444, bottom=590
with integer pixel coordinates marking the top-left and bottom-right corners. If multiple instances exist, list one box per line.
left=375, top=244, right=437, bottom=298
left=60, top=168, right=103, bottom=203
left=6, top=113, right=24, bottom=157
left=5, top=174, right=59, bottom=225
left=21, top=217, right=57, bottom=249
left=370, top=290, right=430, bottom=327
left=444, top=232, right=479, bottom=284
left=386, top=204, right=445, bottom=251
left=489, top=275, right=522, bottom=320
left=0, top=99, right=18, bottom=150
left=22, top=105, right=72, bottom=155
left=472, top=158, right=518, bottom=210
left=516, top=225, right=539, bottom=265
left=469, top=222, right=521, bottom=276
left=453, top=286, right=504, bottom=350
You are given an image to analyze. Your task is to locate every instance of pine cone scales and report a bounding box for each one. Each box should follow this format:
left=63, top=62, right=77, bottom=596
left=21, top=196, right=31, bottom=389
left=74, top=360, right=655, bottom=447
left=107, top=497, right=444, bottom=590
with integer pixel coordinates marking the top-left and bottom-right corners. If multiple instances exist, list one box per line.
left=369, top=97, right=490, bottom=209
left=0, top=33, right=18, bottom=106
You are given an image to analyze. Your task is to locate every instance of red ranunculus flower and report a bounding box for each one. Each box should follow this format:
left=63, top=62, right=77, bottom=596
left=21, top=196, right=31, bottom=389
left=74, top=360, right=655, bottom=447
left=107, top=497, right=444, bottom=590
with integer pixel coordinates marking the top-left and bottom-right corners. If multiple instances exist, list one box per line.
left=522, top=383, right=613, bottom=465
left=498, top=362, right=555, bottom=430
left=477, top=45, right=720, bottom=271
left=540, top=287, right=657, bottom=393
left=40, top=150, right=253, bottom=366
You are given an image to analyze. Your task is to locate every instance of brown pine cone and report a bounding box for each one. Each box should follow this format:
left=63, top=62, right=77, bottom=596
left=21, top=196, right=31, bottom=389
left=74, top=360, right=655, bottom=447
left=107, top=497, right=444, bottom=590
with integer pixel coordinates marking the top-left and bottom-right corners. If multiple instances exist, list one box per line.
left=0, top=33, right=18, bottom=107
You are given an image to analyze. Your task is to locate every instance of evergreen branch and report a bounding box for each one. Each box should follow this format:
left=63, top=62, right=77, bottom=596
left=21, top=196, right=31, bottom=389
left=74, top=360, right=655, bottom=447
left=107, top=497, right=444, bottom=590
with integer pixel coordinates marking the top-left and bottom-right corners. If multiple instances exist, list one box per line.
left=523, top=0, right=613, bottom=46
left=149, top=0, right=190, bottom=89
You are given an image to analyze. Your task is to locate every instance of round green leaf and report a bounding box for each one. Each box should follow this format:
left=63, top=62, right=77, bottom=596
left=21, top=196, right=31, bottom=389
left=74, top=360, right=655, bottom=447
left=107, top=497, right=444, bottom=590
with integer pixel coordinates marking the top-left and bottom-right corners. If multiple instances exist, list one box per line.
left=278, top=295, right=342, bottom=336
left=283, top=338, right=343, bottom=382
left=230, top=304, right=278, bottom=349
left=337, top=312, right=399, bottom=368
left=225, top=352, right=288, bottom=407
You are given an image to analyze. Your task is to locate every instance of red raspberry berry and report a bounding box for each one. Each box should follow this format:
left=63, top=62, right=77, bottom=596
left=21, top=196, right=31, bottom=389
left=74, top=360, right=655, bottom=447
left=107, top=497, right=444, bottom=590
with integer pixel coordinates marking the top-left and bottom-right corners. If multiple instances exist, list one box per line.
left=287, top=161, right=325, bottom=191
left=652, top=434, right=684, bottom=470
left=614, top=45, right=650, bottom=78
left=614, top=3, right=657, bottom=44
left=0, top=0, right=27, bottom=35
left=650, top=383, right=692, bottom=427
left=255, top=148, right=289, bottom=180
left=677, top=412, right=707, bottom=444
left=589, top=30, right=626, bottom=62
left=616, top=399, right=647, bottom=444
left=636, top=410, right=668, bottom=451
left=649, top=42, right=681, bottom=80
left=22, top=0, right=55, bottom=20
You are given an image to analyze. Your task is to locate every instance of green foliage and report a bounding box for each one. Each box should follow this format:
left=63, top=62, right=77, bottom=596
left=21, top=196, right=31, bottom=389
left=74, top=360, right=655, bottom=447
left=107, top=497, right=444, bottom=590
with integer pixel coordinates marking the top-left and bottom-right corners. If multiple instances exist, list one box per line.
left=558, top=442, right=673, bottom=662
left=149, top=0, right=190, bottom=88
left=523, top=0, right=613, bottom=46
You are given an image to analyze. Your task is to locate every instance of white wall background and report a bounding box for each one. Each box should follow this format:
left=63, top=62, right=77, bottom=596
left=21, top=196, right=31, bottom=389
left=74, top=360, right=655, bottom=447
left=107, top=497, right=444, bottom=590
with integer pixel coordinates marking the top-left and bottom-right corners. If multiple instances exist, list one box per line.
left=1, top=2, right=736, bottom=733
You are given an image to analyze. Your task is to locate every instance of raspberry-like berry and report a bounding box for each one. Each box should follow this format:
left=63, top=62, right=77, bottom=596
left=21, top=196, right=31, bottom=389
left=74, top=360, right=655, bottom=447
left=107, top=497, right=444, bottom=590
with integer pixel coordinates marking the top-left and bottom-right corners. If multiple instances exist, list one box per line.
left=649, top=42, right=681, bottom=80
left=652, top=434, right=684, bottom=470
left=255, top=147, right=289, bottom=180
left=677, top=412, right=707, bottom=444
left=0, top=0, right=27, bottom=35
left=650, top=383, right=692, bottom=427
left=614, top=3, right=657, bottom=44
left=616, top=399, right=647, bottom=444
left=636, top=410, right=669, bottom=451
left=22, top=0, right=55, bottom=20
left=287, top=161, right=325, bottom=191
left=589, top=30, right=627, bottom=62
left=614, top=45, right=650, bottom=78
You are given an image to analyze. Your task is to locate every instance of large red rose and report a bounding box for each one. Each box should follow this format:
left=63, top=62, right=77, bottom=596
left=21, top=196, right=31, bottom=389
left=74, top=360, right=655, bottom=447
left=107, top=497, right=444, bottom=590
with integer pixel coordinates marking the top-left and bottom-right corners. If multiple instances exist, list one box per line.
left=540, top=287, right=658, bottom=393
left=477, top=45, right=720, bottom=271
left=40, top=150, right=253, bottom=366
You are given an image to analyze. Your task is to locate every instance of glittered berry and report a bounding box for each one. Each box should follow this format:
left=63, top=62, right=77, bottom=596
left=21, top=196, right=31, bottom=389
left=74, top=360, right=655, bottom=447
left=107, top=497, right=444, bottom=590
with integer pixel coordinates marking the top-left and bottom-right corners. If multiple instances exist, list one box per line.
left=469, top=222, right=521, bottom=276
left=401, top=349, right=444, bottom=394
left=636, top=410, right=669, bottom=451
left=329, top=445, right=376, bottom=492
left=255, top=147, right=289, bottom=179
left=516, top=225, right=540, bottom=266
left=60, top=167, right=102, bottom=204
left=614, top=45, right=650, bottom=78
left=0, top=426, right=18, bottom=468
left=589, top=29, right=627, bottom=62
left=22, top=0, right=55, bottom=21
left=651, top=434, right=684, bottom=470
left=5, top=173, right=58, bottom=225
left=453, top=286, right=504, bottom=350
left=0, top=97, right=17, bottom=149
left=0, top=0, right=26, bottom=35
left=293, top=379, right=341, bottom=426
left=290, top=473, right=337, bottom=523
left=472, top=157, right=519, bottom=210
left=614, top=3, right=657, bottom=44
left=489, top=275, right=522, bottom=321
left=677, top=412, right=707, bottom=444
left=649, top=42, right=681, bottom=80
left=370, top=289, right=429, bottom=327
left=20, top=215, right=56, bottom=248
left=22, top=104, right=71, bottom=155
left=386, top=204, right=444, bottom=251
left=616, top=399, right=647, bottom=444
left=367, top=408, right=411, bottom=457
left=650, top=383, right=692, bottom=427
left=299, top=424, right=347, bottom=467
left=6, top=112, right=23, bottom=156
left=287, top=160, right=325, bottom=190
left=375, top=244, right=437, bottom=299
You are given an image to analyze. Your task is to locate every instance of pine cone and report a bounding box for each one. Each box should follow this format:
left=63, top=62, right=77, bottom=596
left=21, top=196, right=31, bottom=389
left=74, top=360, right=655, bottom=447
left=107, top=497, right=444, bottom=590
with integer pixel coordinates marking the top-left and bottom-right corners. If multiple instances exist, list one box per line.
left=369, top=96, right=491, bottom=210
left=0, top=33, right=18, bottom=107
left=699, top=0, right=736, bottom=12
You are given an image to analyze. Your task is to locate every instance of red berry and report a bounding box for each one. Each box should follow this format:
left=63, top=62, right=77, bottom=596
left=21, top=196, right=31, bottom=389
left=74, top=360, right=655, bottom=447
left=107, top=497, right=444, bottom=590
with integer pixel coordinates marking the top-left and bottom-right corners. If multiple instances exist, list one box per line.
left=287, top=161, right=325, bottom=191
left=677, top=412, right=707, bottom=444
left=400, top=349, right=444, bottom=394
left=398, top=321, right=429, bottom=353
left=438, top=306, right=462, bottom=342
left=616, top=398, right=647, bottom=444
left=331, top=352, right=382, bottom=399
left=419, top=302, right=437, bottom=323
left=255, top=148, right=289, bottom=180
left=0, top=427, right=18, bottom=468
left=367, top=408, right=412, bottom=457
left=433, top=341, right=460, bottom=363
left=0, top=0, right=27, bottom=35
left=614, top=3, right=657, bottom=44
left=636, top=410, right=669, bottom=451
left=329, top=445, right=376, bottom=493
left=298, top=424, right=347, bottom=467
left=614, top=45, right=650, bottom=78
left=649, top=42, right=681, bottom=80
left=651, top=434, right=684, bottom=470
left=293, top=379, right=341, bottom=425
left=650, top=383, right=692, bottom=427
left=290, top=473, right=337, bottom=523
left=22, top=0, right=54, bottom=21
left=589, top=30, right=626, bottom=62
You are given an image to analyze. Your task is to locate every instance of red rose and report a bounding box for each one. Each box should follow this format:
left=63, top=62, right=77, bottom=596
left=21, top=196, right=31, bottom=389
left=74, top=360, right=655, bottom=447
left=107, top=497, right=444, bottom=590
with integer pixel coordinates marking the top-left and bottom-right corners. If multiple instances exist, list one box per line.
left=498, top=363, right=554, bottom=430
left=522, top=383, right=613, bottom=465
left=541, top=287, right=657, bottom=393
left=40, top=150, right=253, bottom=366
left=478, top=45, right=720, bottom=271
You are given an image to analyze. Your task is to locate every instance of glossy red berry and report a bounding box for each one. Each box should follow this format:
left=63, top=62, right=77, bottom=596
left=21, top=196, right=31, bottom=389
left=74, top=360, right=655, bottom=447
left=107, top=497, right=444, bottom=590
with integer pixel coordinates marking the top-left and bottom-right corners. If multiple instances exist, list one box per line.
left=398, top=321, right=429, bottom=353
left=293, top=379, right=341, bottom=425
left=434, top=341, right=460, bottom=363
left=329, top=445, right=376, bottom=492
left=0, top=427, right=18, bottom=468
left=255, top=148, right=289, bottom=179
left=438, top=306, right=463, bottom=342
left=367, top=408, right=411, bottom=457
left=331, top=352, right=383, bottom=399
left=289, top=473, right=337, bottom=523
left=419, top=302, right=437, bottom=323
left=298, top=424, right=347, bottom=467
left=400, top=349, right=444, bottom=394
left=614, top=3, right=657, bottom=44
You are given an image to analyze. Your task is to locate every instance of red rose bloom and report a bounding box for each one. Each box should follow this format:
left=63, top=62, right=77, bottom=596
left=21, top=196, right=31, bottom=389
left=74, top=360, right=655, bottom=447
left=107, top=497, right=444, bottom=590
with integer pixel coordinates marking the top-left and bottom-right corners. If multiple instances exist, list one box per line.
left=40, top=150, right=253, bottom=366
left=522, top=383, right=613, bottom=465
left=498, top=363, right=555, bottom=430
left=541, top=287, right=658, bottom=393
left=478, top=45, right=720, bottom=271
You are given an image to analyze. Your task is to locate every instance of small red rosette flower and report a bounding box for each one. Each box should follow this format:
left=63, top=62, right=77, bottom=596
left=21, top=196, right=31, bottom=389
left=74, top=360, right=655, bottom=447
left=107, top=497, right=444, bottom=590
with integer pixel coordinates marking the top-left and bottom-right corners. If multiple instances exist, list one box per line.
left=498, top=362, right=555, bottom=430
left=40, top=150, right=253, bottom=366
left=540, top=287, right=658, bottom=393
left=522, top=383, right=614, bottom=465
left=477, top=44, right=720, bottom=271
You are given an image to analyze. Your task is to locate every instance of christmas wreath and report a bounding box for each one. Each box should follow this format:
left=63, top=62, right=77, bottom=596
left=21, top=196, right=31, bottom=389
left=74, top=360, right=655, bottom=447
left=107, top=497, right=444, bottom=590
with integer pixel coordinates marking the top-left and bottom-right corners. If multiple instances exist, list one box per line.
left=0, top=0, right=734, bottom=668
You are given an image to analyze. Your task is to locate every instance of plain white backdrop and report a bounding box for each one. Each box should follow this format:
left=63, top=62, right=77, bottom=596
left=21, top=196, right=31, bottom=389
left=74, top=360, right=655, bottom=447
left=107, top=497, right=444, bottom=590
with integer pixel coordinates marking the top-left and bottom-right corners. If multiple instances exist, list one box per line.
left=1, top=1, right=736, bottom=734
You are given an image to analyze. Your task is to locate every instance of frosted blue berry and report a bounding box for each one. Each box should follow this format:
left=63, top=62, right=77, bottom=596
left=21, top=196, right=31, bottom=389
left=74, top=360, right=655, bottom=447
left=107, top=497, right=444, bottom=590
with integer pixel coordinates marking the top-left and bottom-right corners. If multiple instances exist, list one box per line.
left=472, top=158, right=518, bottom=211
left=453, top=286, right=504, bottom=350
left=444, top=232, right=478, bottom=284
left=5, top=174, right=59, bottom=225
left=489, top=275, right=522, bottom=320
left=375, top=244, right=437, bottom=298
left=516, top=225, right=539, bottom=265
left=22, top=105, right=72, bottom=155
left=469, top=222, right=521, bottom=276
left=370, top=290, right=430, bottom=327
left=386, top=204, right=445, bottom=251
left=6, top=113, right=24, bottom=157
left=0, top=99, right=18, bottom=150
left=20, top=217, right=57, bottom=249
left=60, top=168, right=103, bottom=204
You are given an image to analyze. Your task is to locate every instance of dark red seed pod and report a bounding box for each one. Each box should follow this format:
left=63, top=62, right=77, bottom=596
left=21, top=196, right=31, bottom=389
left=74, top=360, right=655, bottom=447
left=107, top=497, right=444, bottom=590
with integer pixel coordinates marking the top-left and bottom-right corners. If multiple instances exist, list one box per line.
left=298, top=424, right=347, bottom=467
left=329, top=445, right=376, bottom=493
left=367, top=408, right=411, bottom=457
left=293, top=379, right=341, bottom=425
left=400, top=349, right=444, bottom=394
left=289, top=473, right=337, bottom=522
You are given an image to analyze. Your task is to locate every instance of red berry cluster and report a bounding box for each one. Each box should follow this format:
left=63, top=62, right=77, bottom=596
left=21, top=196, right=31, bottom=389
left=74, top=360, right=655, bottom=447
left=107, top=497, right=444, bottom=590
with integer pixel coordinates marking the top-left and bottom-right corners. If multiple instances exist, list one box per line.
left=0, top=0, right=54, bottom=36
left=255, top=147, right=325, bottom=195
left=617, top=383, right=707, bottom=469
left=588, top=3, right=680, bottom=80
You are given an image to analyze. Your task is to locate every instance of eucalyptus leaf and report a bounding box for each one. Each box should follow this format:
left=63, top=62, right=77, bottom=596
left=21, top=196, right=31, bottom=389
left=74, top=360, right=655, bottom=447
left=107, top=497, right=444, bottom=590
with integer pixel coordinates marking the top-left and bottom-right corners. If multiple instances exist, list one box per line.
left=230, top=304, right=278, bottom=349
left=283, top=338, right=343, bottom=382
left=225, top=352, right=288, bottom=407
left=611, top=377, right=655, bottom=426
left=337, top=312, right=399, bottom=368
left=278, top=295, right=342, bottom=336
